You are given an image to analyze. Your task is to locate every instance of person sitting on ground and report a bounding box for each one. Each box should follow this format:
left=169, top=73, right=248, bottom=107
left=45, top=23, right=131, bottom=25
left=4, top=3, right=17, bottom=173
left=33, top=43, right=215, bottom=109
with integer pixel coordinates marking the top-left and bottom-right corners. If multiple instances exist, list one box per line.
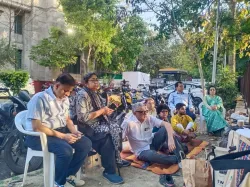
left=168, top=81, right=196, bottom=121
left=171, top=103, right=197, bottom=143
left=145, top=98, right=157, bottom=116
left=201, top=85, right=227, bottom=136
left=73, top=72, right=129, bottom=185
left=122, top=102, right=185, bottom=167
left=25, top=73, right=92, bottom=187
left=153, top=104, right=171, bottom=133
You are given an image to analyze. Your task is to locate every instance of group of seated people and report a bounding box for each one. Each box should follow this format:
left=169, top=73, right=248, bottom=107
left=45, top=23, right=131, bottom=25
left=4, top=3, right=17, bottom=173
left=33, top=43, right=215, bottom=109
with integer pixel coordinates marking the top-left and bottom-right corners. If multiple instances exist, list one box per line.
left=167, top=81, right=227, bottom=136
left=23, top=72, right=227, bottom=187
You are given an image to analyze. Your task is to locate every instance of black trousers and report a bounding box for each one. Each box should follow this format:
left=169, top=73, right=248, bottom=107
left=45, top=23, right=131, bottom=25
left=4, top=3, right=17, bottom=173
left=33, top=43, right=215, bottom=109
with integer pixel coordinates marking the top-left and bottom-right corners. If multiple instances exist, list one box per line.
left=87, top=134, right=117, bottom=174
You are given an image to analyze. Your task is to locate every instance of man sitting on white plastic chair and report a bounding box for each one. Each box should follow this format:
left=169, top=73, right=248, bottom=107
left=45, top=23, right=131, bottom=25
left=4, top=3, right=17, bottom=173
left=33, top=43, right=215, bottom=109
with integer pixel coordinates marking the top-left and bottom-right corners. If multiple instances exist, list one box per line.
left=25, top=73, right=92, bottom=187
left=168, top=81, right=196, bottom=121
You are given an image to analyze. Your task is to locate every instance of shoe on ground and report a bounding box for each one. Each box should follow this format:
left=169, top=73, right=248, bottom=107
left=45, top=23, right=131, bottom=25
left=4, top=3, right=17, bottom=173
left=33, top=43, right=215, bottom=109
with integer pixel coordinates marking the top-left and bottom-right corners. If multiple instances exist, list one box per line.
left=117, top=159, right=131, bottom=167
left=159, top=174, right=175, bottom=187
left=55, top=182, right=74, bottom=187
left=178, top=162, right=182, bottom=169
left=103, top=172, right=124, bottom=185
left=67, top=175, right=85, bottom=186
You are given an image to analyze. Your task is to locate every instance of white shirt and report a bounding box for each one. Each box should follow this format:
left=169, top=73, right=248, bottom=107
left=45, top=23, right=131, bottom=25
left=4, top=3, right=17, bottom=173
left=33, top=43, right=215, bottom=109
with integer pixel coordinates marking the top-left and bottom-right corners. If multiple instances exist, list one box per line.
left=121, top=114, right=162, bottom=156
left=25, top=87, right=69, bottom=131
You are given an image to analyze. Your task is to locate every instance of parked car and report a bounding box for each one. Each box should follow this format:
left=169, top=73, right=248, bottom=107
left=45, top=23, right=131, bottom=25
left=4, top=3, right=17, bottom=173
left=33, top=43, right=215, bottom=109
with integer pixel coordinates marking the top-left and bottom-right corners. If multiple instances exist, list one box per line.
left=155, top=82, right=203, bottom=100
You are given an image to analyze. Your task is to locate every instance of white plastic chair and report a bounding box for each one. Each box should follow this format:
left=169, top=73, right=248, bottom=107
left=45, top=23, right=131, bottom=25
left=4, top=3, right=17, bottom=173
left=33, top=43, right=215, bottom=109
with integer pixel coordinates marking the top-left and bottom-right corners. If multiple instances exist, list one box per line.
left=15, top=110, right=81, bottom=187
left=199, top=102, right=207, bottom=133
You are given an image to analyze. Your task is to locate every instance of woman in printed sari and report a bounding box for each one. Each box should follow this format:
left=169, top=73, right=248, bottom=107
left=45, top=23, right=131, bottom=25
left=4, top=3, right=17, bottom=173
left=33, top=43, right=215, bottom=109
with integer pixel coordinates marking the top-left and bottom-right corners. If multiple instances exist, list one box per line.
left=202, top=86, right=228, bottom=135
left=72, top=72, right=129, bottom=185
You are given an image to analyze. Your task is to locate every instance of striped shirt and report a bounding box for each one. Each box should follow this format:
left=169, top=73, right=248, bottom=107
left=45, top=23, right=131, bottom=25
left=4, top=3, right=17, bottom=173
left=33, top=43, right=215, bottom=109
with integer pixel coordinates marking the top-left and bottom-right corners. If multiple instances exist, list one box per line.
left=25, top=87, right=69, bottom=131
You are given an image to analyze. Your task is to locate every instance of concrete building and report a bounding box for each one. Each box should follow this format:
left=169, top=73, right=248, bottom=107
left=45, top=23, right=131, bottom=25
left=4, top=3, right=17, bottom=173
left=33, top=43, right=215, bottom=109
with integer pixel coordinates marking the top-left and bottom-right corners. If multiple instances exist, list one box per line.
left=0, top=0, right=68, bottom=82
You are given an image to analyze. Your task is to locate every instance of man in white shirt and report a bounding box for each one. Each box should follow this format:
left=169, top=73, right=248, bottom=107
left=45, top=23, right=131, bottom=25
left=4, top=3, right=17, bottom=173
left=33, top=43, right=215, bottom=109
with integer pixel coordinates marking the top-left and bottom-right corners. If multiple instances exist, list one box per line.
left=121, top=102, right=184, bottom=167
left=25, top=73, right=92, bottom=187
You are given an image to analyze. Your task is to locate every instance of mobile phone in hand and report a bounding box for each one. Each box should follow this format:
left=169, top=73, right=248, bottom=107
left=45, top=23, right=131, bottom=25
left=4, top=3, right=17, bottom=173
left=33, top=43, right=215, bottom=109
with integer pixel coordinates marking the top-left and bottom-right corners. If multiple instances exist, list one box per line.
left=108, top=103, right=117, bottom=110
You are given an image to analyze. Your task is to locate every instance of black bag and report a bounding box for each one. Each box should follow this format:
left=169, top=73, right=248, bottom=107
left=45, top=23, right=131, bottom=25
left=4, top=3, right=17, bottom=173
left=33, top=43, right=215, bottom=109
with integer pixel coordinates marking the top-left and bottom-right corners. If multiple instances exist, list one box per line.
left=210, top=150, right=250, bottom=186
left=73, top=116, right=107, bottom=141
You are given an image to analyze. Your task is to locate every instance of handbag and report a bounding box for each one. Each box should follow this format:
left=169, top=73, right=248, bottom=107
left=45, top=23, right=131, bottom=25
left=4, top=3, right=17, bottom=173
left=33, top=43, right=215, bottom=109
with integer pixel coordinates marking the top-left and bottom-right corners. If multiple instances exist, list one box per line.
left=210, top=150, right=250, bottom=187
left=211, top=147, right=231, bottom=187
left=224, top=131, right=250, bottom=187
left=182, top=158, right=213, bottom=187
left=240, top=173, right=250, bottom=187
left=74, top=116, right=107, bottom=141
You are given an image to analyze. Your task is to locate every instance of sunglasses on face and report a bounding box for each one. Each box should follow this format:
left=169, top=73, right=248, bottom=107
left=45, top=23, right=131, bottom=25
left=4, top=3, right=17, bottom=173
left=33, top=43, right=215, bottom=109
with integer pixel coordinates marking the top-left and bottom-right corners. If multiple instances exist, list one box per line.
left=136, top=110, right=148, bottom=114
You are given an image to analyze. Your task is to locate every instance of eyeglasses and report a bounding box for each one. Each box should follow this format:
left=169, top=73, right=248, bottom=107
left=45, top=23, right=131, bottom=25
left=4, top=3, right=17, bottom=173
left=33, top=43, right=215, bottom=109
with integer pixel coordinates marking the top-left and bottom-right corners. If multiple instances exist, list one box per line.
left=89, top=79, right=99, bottom=83
left=136, top=110, right=148, bottom=114
left=210, top=89, right=215, bottom=91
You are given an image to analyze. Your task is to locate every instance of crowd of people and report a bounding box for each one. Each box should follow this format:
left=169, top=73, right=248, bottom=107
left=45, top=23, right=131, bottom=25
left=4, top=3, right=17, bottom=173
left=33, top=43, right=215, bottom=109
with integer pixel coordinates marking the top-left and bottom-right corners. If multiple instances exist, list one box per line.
left=23, top=72, right=228, bottom=187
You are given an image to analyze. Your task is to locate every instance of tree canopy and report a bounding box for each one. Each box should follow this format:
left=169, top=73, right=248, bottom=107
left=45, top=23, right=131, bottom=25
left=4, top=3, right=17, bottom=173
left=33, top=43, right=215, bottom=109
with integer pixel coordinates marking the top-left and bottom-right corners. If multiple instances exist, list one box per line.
left=29, top=27, right=77, bottom=70
left=110, top=15, right=148, bottom=72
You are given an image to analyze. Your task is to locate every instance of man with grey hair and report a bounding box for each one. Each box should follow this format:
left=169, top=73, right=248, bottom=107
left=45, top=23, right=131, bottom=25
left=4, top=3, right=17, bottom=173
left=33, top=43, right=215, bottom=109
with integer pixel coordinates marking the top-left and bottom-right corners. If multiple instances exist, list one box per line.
left=122, top=102, right=185, bottom=186
left=122, top=102, right=184, bottom=165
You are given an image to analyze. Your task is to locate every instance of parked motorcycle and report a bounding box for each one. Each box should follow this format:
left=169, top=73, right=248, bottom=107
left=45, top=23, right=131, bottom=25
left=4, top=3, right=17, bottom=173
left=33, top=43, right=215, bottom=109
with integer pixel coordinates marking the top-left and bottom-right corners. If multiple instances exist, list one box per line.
left=0, top=88, right=42, bottom=174
left=189, top=92, right=203, bottom=114
left=152, top=90, right=167, bottom=107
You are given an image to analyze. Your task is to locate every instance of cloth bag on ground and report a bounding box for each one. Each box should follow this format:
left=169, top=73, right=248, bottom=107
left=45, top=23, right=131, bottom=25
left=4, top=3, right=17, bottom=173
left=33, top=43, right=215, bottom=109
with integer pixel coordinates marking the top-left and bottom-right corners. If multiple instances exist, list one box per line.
left=182, top=158, right=212, bottom=187
left=209, top=147, right=230, bottom=187
left=210, top=150, right=250, bottom=187
left=224, top=131, right=250, bottom=187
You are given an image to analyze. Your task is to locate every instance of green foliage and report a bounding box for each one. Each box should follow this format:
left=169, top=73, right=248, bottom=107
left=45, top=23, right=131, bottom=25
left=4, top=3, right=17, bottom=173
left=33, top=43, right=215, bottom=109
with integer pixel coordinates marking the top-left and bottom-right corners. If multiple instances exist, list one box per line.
left=29, top=27, right=77, bottom=69
left=130, top=0, right=209, bottom=38
left=0, top=39, right=16, bottom=66
left=59, top=0, right=118, bottom=73
left=206, top=66, right=238, bottom=109
left=137, top=38, right=195, bottom=78
left=59, top=0, right=117, bottom=24
left=110, top=15, right=148, bottom=71
left=0, top=70, right=29, bottom=94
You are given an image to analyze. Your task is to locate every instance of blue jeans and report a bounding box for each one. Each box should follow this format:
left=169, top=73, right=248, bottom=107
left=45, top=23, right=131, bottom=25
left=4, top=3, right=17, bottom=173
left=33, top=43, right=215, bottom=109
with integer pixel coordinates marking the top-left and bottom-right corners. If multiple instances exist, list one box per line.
left=25, top=133, right=92, bottom=185
left=138, top=127, right=181, bottom=165
left=186, top=108, right=196, bottom=121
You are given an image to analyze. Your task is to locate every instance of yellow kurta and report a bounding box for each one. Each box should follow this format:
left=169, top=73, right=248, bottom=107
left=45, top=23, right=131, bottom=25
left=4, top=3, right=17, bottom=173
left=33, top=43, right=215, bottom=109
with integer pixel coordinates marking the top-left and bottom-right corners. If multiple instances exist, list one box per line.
left=171, top=114, right=197, bottom=134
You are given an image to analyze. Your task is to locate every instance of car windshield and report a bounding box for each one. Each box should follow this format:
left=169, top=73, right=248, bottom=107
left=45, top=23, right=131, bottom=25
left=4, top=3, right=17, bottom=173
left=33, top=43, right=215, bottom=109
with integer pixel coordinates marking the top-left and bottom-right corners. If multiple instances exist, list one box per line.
left=165, top=84, right=175, bottom=90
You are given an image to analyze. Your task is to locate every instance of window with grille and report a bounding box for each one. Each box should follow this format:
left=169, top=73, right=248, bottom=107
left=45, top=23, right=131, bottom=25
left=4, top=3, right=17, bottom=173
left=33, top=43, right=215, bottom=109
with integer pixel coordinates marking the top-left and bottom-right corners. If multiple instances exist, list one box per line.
left=14, top=15, right=23, bottom=34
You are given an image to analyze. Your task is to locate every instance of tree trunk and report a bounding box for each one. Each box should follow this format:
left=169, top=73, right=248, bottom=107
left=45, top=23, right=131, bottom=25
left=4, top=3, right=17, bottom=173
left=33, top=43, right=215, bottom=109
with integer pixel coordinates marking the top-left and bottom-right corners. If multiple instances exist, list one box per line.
left=175, top=28, right=205, bottom=96
left=80, top=47, right=92, bottom=77
left=134, top=60, right=139, bottom=71
left=80, top=52, right=88, bottom=77
left=228, top=42, right=236, bottom=72
left=228, top=0, right=236, bottom=73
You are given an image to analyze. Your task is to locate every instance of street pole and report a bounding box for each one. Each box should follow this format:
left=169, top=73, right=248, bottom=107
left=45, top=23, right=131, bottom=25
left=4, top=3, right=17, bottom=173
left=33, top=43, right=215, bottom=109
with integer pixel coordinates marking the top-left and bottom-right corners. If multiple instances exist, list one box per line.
left=212, top=0, right=220, bottom=84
